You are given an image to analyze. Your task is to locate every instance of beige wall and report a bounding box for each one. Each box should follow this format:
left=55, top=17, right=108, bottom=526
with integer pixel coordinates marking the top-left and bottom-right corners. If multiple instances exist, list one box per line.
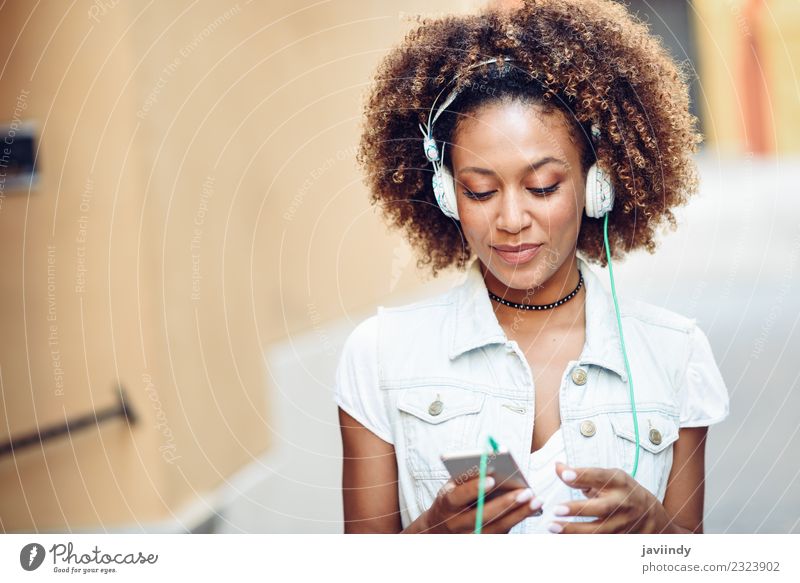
left=0, top=0, right=481, bottom=531
left=0, top=1, right=168, bottom=530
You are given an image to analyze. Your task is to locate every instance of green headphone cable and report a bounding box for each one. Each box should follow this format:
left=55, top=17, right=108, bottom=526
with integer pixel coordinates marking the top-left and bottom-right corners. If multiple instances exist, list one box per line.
left=603, top=212, right=639, bottom=479
left=474, top=435, right=500, bottom=534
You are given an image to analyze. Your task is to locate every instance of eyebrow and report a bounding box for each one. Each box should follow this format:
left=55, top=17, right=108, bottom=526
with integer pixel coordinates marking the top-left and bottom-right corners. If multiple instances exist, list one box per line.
left=457, top=156, right=568, bottom=176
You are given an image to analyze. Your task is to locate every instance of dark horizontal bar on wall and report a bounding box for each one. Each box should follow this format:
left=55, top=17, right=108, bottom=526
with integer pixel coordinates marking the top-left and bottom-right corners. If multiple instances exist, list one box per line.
left=0, top=386, right=137, bottom=458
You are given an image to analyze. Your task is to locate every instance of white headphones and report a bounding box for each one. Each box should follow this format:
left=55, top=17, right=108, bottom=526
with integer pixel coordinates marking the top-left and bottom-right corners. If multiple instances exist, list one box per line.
left=419, top=58, right=614, bottom=221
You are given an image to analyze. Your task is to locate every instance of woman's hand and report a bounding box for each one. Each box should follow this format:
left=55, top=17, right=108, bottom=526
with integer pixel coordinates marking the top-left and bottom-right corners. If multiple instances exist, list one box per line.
left=546, top=461, right=673, bottom=534
left=421, top=475, right=544, bottom=534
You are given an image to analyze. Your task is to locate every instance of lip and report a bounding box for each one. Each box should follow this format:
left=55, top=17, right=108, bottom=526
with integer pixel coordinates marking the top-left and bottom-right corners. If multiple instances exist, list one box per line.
left=491, top=243, right=542, bottom=266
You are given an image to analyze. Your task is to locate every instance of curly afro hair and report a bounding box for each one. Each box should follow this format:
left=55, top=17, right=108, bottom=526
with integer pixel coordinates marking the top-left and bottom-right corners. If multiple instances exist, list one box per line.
left=358, top=0, right=703, bottom=276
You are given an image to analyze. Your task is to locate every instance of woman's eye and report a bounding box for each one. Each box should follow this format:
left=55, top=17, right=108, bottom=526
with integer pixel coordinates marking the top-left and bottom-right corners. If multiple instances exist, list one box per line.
left=527, top=183, right=560, bottom=196
left=463, top=189, right=497, bottom=201
left=462, top=183, right=560, bottom=200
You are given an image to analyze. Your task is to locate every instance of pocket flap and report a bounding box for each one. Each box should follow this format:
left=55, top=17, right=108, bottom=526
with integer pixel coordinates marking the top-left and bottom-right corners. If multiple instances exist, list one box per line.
left=609, top=412, right=679, bottom=454
left=397, top=387, right=486, bottom=425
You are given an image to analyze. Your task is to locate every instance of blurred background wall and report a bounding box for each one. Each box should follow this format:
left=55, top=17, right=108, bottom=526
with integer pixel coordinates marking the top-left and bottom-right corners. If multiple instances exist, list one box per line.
left=0, top=0, right=798, bottom=534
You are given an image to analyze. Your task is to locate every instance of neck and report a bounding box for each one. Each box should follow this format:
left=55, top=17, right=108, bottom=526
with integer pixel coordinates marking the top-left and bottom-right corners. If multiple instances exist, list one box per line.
left=480, top=252, right=585, bottom=332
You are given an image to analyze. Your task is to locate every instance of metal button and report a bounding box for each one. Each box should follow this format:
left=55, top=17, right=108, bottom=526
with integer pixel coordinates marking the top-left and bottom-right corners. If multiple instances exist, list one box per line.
left=580, top=420, right=596, bottom=437
left=571, top=368, right=588, bottom=385
left=428, top=399, right=444, bottom=416
left=649, top=428, right=662, bottom=446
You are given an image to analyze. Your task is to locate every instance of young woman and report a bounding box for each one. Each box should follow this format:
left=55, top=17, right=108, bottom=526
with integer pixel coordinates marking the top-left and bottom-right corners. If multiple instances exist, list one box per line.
left=335, top=0, right=729, bottom=534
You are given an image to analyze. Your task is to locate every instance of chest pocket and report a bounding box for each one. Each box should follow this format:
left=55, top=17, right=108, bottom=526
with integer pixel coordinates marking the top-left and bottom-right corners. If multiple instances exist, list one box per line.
left=396, top=386, right=487, bottom=478
left=608, top=410, right=680, bottom=501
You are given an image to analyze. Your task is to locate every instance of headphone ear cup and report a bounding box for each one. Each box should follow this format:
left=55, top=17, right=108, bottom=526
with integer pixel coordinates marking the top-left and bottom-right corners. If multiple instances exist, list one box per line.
left=432, top=165, right=460, bottom=220
left=585, top=163, right=615, bottom=218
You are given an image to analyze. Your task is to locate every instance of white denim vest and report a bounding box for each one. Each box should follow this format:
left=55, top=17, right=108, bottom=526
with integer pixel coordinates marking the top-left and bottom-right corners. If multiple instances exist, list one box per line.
left=376, top=255, right=696, bottom=533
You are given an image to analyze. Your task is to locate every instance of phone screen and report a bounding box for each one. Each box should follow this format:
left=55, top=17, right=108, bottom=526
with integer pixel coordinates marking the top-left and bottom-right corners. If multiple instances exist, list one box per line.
left=441, top=450, right=530, bottom=496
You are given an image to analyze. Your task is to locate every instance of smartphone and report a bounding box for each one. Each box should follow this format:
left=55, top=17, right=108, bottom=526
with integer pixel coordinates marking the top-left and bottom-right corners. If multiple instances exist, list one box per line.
left=440, top=447, right=539, bottom=511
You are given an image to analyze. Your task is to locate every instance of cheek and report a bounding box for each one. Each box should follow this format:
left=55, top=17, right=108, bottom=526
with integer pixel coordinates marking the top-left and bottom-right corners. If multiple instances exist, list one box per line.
left=457, top=204, right=492, bottom=242
left=547, top=187, right=583, bottom=233
left=548, top=200, right=580, bottom=231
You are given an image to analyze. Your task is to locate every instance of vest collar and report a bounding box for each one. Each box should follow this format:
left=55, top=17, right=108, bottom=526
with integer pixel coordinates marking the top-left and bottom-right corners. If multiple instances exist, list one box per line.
left=448, top=254, right=628, bottom=383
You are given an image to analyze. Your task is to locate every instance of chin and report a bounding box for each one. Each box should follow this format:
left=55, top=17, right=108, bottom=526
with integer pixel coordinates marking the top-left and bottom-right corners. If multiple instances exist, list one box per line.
left=485, top=258, right=547, bottom=291
left=505, top=273, right=546, bottom=293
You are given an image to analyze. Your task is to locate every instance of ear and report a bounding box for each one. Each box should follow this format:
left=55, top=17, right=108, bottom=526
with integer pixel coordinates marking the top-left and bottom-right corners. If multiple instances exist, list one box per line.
left=584, top=163, right=614, bottom=219
left=436, top=164, right=460, bottom=221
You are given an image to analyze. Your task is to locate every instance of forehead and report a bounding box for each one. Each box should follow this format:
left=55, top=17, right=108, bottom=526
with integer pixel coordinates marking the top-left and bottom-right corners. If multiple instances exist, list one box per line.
left=451, top=100, right=580, bottom=160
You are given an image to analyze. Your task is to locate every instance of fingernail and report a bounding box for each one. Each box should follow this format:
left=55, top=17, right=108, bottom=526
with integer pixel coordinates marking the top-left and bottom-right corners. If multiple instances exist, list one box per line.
left=552, top=504, right=570, bottom=516
left=561, top=469, right=577, bottom=482
left=548, top=522, right=563, bottom=534
left=484, top=476, right=495, bottom=489
left=515, top=489, right=533, bottom=503
left=529, top=497, right=543, bottom=511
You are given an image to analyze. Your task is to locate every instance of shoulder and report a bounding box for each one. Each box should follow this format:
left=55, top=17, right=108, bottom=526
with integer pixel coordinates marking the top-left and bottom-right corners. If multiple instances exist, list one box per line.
left=617, top=298, right=700, bottom=380
left=339, top=285, right=456, bottom=360
left=340, top=312, right=380, bottom=360
left=579, top=256, right=695, bottom=340
left=378, top=285, right=457, bottom=315
left=369, top=285, right=464, bottom=373
left=620, top=297, right=697, bottom=334
left=376, top=284, right=458, bottom=329
left=613, top=296, right=729, bottom=428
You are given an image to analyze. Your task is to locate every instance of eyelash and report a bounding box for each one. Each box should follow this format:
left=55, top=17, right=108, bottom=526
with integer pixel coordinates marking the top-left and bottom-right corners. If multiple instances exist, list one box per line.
left=463, top=183, right=560, bottom=200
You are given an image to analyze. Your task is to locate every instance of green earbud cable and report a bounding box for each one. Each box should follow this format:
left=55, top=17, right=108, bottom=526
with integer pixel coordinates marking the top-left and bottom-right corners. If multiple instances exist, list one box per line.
left=603, top=213, right=639, bottom=479
left=474, top=435, right=500, bottom=534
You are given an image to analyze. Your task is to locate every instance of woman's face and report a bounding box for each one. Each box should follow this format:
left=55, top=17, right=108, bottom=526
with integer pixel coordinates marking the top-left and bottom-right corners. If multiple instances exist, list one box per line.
left=450, top=99, right=586, bottom=297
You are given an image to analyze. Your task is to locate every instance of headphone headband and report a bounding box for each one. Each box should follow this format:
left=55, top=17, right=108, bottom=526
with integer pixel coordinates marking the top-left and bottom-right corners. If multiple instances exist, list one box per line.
left=427, top=57, right=515, bottom=132
left=420, top=58, right=515, bottom=154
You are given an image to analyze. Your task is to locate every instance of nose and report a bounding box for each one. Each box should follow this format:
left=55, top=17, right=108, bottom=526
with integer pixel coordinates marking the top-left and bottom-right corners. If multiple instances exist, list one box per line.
left=495, top=188, right=533, bottom=234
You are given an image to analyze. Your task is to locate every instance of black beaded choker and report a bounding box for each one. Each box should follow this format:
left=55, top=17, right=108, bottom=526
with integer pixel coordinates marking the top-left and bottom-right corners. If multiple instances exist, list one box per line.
left=488, top=271, right=584, bottom=311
